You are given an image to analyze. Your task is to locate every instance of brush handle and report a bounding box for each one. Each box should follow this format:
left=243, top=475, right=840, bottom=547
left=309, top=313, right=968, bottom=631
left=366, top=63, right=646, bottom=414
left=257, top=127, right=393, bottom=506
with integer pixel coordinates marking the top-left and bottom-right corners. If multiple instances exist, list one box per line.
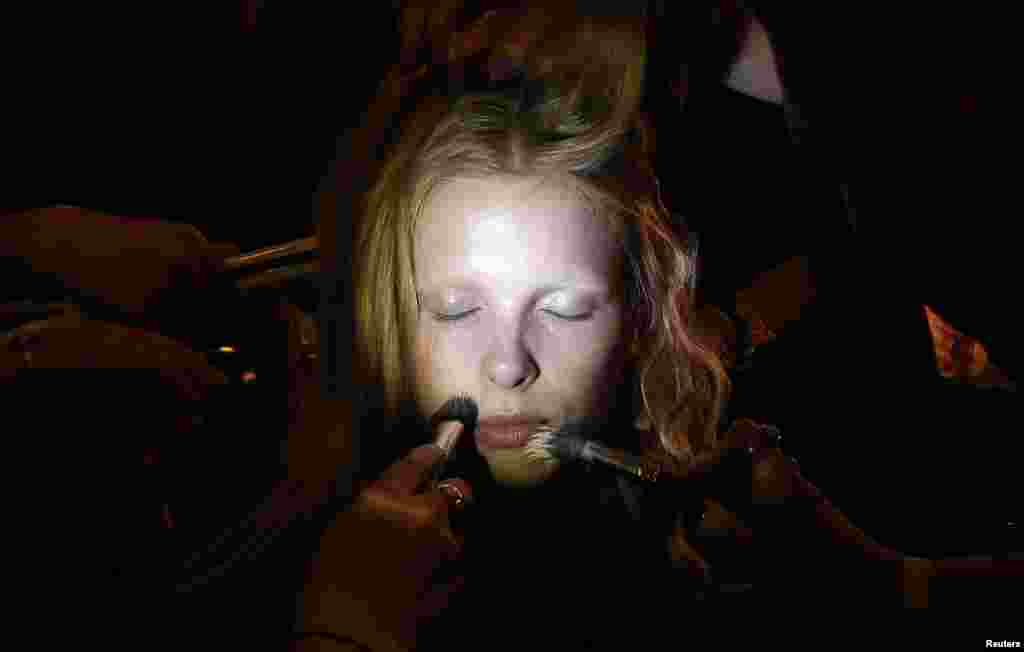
left=580, top=441, right=663, bottom=483
left=426, top=435, right=459, bottom=490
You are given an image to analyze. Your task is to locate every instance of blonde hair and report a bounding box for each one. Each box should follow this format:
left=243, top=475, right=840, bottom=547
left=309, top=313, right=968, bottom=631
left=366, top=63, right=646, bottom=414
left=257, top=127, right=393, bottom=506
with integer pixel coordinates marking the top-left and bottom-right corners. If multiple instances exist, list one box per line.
left=354, top=10, right=730, bottom=465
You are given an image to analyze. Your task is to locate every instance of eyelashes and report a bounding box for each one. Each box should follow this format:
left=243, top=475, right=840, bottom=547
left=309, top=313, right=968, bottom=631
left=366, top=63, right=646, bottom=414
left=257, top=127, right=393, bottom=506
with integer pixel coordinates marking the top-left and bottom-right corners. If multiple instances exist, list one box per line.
left=431, top=309, right=594, bottom=323
left=544, top=310, right=595, bottom=322
left=432, top=309, right=481, bottom=322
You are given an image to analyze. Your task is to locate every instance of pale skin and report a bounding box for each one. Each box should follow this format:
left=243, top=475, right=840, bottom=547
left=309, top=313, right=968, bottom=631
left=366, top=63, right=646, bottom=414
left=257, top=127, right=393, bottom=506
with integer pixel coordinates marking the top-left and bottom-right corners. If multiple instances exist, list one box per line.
left=412, top=175, right=635, bottom=487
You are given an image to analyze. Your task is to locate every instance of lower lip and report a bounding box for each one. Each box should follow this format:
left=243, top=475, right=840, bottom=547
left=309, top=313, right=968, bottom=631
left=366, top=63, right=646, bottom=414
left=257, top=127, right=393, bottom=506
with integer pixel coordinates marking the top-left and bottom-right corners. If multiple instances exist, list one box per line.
left=474, top=424, right=539, bottom=449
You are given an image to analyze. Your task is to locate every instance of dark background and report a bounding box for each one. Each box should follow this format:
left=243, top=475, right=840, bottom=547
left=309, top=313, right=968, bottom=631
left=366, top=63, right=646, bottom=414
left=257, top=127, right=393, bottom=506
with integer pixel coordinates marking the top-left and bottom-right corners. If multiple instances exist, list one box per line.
left=4, top=1, right=399, bottom=253
left=3, top=3, right=996, bottom=256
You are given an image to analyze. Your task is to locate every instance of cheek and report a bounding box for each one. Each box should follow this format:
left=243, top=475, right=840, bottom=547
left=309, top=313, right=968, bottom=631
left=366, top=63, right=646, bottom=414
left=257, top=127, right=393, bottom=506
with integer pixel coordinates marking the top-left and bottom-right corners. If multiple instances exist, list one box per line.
left=412, top=324, right=443, bottom=404
left=412, top=321, right=479, bottom=403
left=540, top=316, right=628, bottom=406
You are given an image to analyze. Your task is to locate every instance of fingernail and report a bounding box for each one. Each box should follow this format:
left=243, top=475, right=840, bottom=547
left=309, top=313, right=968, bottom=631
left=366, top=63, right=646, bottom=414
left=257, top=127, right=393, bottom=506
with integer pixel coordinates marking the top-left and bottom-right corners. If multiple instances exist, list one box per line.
left=434, top=420, right=464, bottom=455
left=439, top=482, right=471, bottom=511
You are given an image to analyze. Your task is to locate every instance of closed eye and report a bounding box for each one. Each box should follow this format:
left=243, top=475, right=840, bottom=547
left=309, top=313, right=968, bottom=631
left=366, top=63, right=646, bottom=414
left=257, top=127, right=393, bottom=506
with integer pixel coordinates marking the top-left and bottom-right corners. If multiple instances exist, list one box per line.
left=432, top=309, right=481, bottom=322
left=431, top=308, right=595, bottom=322
left=542, top=310, right=594, bottom=322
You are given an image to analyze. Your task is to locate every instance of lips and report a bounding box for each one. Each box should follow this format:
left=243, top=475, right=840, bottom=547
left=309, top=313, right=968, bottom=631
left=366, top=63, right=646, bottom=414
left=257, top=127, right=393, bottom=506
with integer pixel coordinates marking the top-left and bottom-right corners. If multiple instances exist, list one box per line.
left=475, top=416, right=546, bottom=450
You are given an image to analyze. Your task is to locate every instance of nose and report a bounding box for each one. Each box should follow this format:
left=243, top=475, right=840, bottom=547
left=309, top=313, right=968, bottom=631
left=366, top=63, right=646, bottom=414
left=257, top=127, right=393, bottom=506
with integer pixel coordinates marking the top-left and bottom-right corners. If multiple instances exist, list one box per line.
left=484, top=334, right=538, bottom=390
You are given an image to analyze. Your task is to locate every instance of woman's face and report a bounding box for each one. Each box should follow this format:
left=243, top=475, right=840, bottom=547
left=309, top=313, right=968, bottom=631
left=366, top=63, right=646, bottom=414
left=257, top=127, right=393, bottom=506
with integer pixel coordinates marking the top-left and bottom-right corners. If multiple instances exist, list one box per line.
left=413, top=175, right=630, bottom=487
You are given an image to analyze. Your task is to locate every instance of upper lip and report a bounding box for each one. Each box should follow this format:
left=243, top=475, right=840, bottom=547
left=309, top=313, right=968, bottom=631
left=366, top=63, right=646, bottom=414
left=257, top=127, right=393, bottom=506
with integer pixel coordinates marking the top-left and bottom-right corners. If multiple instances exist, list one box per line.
left=477, top=415, right=547, bottom=428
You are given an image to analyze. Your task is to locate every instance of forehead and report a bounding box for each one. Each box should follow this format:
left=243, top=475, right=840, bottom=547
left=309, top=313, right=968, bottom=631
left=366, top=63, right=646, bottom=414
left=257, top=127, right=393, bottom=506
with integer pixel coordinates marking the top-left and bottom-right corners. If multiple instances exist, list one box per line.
left=415, top=175, right=619, bottom=286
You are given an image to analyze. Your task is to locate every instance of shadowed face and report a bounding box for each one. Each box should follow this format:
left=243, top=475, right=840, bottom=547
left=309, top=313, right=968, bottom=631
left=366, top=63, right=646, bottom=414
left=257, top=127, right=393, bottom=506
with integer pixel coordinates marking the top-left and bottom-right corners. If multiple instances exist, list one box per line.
left=413, top=175, right=631, bottom=487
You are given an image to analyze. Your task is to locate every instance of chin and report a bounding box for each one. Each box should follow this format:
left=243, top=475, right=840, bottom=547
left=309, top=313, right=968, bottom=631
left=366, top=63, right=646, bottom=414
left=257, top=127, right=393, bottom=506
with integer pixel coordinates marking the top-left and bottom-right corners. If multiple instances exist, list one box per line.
left=480, top=448, right=561, bottom=488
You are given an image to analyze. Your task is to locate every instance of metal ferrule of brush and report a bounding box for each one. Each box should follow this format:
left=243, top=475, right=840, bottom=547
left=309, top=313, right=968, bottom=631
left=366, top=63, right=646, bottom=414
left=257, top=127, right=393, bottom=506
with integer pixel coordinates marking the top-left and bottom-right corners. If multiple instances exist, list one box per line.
left=427, top=394, right=479, bottom=488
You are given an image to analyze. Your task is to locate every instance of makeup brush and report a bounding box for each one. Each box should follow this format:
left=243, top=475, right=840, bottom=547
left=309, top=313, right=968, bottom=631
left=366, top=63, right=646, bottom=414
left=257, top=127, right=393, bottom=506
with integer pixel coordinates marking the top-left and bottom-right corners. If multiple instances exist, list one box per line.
left=428, top=393, right=479, bottom=488
left=523, top=417, right=777, bottom=490
left=526, top=419, right=940, bottom=571
left=524, top=422, right=667, bottom=483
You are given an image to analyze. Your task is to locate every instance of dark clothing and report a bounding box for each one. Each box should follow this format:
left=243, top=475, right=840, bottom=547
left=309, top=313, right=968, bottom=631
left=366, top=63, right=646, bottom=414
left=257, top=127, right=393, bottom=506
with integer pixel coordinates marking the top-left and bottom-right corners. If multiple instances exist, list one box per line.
left=651, top=5, right=1020, bottom=571
left=417, top=464, right=691, bottom=650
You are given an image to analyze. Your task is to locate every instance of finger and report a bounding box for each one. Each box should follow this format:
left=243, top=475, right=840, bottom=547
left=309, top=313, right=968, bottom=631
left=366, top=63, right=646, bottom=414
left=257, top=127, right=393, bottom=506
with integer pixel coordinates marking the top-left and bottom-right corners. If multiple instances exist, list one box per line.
left=668, top=522, right=713, bottom=588
left=434, top=477, right=474, bottom=512
left=418, top=480, right=473, bottom=548
left=435, top=478, right=475, bottom=536
left=421, top=480, right=472, bottom=535
left=752, top=452, right=798, bottom=504
left=374, top=444, right=445, bottom=495
left=700, top=498, right=739, bottom=533
left=695, top=499, right=755, bottom=547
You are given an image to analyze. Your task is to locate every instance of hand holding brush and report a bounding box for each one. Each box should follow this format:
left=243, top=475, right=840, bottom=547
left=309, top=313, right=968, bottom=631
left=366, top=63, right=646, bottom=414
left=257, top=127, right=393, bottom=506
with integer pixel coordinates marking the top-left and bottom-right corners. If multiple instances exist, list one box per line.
left=525, top=417, right=1023, bottom=606
left=526, top=417, right=905, bottom=553
left=294, top=398, right=478, bottom=652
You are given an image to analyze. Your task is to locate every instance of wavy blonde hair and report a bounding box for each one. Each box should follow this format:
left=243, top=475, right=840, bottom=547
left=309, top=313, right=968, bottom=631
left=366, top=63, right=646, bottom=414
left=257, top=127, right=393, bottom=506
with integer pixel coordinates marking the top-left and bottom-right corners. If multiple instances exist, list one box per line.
left=354, top=10, right=730, bottom=469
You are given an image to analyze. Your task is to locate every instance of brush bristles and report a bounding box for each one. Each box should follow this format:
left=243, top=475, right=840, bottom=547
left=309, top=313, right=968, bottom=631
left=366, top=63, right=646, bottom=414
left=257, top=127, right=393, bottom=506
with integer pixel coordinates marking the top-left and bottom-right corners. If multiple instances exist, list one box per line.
left=523, top=430, right=558, bottom=463
left=430, top=393, right=479, bottom=435
left=523, top=425, right=588, bottom=463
